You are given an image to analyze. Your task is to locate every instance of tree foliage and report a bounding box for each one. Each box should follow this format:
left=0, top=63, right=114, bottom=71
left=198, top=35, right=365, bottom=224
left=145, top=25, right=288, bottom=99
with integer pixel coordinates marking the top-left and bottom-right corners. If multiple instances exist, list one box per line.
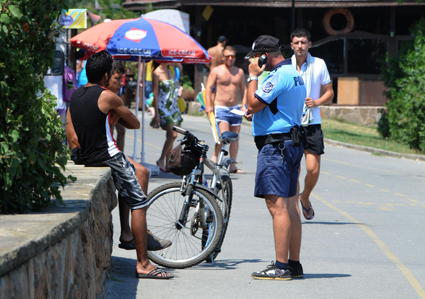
left=0, top=0, right=75, bottom=213
left=97, top=0, right=140, bottom=20
left=68, top=0, right=140, bottom=21
left=380, top=18, right=425, bottom=151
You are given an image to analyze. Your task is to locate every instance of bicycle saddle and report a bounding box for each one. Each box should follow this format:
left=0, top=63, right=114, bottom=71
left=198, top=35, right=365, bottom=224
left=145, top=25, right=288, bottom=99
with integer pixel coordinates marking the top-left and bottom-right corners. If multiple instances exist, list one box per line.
left=220, top=131, right=239, bottom=144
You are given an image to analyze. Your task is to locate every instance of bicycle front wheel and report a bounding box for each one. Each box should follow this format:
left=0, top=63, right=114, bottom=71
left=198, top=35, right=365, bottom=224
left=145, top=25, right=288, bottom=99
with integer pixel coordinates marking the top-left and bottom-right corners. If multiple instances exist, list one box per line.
left=206, top=175, right=233, bottom=262
left=217, top=175, right=233, bottom=223
left=146, top=182, right=223, bottom=269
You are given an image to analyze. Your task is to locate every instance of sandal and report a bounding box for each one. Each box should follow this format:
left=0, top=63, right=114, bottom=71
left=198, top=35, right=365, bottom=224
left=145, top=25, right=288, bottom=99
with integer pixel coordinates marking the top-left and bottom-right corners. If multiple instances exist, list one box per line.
left=135, top=268, right=174, bottom=279
left=118, top=239, right=136, bottom=250
left=118, top=233, right=172, bottom=251
left=299, top=194, right=315, bottom=220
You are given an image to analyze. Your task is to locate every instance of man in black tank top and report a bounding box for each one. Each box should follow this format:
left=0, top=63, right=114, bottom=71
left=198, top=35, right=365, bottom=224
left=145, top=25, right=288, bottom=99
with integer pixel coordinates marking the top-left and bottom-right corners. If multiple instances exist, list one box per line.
left=68, top=51, right=173, bottom=279
left=66, top=61, right=172, bottom=253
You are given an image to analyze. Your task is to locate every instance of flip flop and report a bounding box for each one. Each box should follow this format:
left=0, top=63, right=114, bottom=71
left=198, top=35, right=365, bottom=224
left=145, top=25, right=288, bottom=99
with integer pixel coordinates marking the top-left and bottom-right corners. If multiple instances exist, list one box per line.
left=118, top=234, right=172, bottom=251
left=299, top=194, right=315, bottom=220
left=156, top=161, right=170, bottom=173
left=135, top=268, right=174, bottom=279
left=118, top=239, right=136, bottom=250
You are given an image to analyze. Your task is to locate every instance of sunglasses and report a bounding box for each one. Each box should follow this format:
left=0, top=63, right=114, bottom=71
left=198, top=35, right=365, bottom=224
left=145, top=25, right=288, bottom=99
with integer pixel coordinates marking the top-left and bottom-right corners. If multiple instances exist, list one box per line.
left=223, top=55, right=235, bottom=59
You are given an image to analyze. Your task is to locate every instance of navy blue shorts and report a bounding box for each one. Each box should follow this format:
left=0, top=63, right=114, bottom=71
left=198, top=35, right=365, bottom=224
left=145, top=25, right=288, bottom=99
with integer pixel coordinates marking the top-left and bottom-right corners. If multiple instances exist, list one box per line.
left=254, top=140, right=304, bottom=198
left=215, top=105, right=243, bottom=126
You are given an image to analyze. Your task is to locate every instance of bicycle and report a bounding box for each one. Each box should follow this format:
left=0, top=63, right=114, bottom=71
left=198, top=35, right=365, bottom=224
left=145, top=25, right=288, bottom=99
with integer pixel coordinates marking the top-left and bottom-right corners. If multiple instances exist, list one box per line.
left=146, top=126, right=238, bottom=268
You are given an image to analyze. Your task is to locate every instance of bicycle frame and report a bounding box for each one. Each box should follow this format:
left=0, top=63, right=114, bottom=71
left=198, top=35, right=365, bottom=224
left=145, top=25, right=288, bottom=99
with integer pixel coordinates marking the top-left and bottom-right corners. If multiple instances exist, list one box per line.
left=203, top=145, right=233, bottom=224
left=174, top=127, right=236, bottom=228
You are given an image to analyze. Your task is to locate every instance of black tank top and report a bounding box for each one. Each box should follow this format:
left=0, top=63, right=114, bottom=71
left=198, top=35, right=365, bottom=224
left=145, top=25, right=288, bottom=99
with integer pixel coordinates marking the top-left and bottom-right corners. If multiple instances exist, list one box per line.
left=70, top=85, right=120, bottom=164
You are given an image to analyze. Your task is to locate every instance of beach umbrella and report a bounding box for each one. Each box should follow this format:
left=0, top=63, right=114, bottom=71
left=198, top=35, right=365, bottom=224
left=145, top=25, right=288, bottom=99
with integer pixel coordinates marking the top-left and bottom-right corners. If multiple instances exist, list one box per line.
left=70, top=17, right=210, bottom=163
left=70, top=17, right=210, bottom=61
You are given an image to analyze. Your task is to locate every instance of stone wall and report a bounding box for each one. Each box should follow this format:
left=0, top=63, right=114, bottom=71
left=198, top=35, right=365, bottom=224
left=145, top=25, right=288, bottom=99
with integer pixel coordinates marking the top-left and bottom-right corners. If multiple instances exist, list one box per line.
left=0, top=164, right=117, bottom=299
left=321, top=106, right=385, bottom=126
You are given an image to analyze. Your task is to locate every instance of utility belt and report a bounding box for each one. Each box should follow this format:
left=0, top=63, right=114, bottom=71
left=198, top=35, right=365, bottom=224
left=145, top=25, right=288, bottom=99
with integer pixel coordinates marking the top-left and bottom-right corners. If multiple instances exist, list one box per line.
left=254, top=126, right=303, bottom=150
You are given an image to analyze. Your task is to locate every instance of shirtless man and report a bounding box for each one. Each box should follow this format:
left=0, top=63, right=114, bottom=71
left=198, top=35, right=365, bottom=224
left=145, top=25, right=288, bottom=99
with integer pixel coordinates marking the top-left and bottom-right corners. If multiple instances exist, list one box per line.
left=205, top=36, right=227, bottom=115
left=205, top=46, right=247, bottom=173
left=207, top=35, right=228, bottom=70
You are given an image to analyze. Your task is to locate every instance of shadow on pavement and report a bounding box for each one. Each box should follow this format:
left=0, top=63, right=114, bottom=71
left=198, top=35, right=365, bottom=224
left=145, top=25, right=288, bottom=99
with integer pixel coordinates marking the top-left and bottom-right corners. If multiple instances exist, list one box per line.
left=303, top=221, right=361, bottom=225
left=106, top=255, right=178, bottom=299
left=303, top=273, right=352, bottom=279
left=191, top=258, right=264, bottom=270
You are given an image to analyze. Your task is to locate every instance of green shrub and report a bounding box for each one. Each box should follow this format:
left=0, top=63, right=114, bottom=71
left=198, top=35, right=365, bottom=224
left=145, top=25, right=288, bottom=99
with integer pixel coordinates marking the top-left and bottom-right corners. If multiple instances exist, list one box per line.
left=0, top=1, right=75, bottom=213
left=381, top=18, right=425, bottom=151
left=180, top=74, right=193, bottom=90
left=377, top=108, right=390, bottom=139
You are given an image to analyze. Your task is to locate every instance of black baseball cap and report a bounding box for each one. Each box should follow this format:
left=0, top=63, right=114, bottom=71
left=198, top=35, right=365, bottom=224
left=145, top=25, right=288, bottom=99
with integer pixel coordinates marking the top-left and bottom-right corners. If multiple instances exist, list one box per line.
left=245, top=35, right=281, bottom=59
left=75, top=49, right=87, bottom=59
left=218, top=35, right=228, bottom=43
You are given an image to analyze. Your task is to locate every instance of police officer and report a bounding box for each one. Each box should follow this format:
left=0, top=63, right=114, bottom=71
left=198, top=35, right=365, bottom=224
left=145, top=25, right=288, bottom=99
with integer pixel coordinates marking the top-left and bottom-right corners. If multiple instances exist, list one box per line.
left=245, top=35, right=306, bottom=280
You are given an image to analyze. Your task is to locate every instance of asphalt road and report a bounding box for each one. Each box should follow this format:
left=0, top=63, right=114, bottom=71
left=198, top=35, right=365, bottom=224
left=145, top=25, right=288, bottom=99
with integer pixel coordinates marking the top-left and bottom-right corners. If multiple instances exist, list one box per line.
left=105, top=113, right=425, bottom=299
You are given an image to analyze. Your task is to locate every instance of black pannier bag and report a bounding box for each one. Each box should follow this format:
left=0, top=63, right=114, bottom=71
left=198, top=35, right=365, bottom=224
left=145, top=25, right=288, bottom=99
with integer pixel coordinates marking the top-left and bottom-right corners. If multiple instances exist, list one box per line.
left=168, top=142, right=200, bottom=176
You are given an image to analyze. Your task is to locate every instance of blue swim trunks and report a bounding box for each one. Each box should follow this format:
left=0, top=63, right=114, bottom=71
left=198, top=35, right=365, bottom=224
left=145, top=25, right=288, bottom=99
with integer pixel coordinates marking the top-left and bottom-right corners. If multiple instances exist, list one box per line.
left=215, top=105, right=243, bottom=126
left=254, top=140, right=304, bottom=198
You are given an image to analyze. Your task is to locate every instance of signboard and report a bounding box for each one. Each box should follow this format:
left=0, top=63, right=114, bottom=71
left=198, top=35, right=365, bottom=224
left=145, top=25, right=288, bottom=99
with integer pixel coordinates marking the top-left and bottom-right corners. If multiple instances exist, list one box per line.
left=202, top=6, right=213, bottom=21
left=57, top=9, right=88, bottom=29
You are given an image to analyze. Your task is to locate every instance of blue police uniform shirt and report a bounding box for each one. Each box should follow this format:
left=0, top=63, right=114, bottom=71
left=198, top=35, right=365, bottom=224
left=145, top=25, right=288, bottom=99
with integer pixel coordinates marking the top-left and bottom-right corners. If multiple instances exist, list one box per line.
left=252, top=59, right=306, bottom=136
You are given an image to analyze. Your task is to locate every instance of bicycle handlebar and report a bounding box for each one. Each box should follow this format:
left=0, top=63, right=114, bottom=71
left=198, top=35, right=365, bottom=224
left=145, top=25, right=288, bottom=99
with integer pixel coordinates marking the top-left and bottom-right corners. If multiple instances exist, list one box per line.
left=173, top=126, right=187, bottom=135
left=173, top=126, right=197, bottom=145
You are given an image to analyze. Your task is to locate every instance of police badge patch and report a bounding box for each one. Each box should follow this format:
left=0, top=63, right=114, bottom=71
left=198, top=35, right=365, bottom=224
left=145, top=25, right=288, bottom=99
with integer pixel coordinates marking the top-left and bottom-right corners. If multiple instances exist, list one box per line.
left=262, top=82, right=274, bottom=93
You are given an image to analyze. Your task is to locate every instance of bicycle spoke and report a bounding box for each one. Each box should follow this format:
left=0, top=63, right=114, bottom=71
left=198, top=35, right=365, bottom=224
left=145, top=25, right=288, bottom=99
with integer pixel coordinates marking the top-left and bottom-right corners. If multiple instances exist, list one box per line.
left=146, top=182, right=222, bottom=268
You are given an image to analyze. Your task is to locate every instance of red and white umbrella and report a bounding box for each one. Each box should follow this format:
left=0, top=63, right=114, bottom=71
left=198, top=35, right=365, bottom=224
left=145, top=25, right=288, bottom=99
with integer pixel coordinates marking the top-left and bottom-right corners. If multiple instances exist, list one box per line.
left=70, top=17, right=210, bottom=62
left=70, top=17, right=210, bottom=163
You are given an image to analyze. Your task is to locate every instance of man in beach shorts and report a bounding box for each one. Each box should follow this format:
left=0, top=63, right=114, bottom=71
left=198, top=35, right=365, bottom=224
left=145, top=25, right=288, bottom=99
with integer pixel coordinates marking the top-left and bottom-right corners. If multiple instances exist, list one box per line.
left=68, top=51, right=173, bottom=279
left=205, top=45, right=247, bottom=173
left=215, top=105, right=243, bottom=126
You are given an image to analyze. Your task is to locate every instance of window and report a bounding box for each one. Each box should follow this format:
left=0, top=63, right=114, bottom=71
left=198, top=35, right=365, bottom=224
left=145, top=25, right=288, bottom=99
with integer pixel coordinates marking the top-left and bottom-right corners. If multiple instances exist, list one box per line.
left=347, top=39, right=387, bottom=74
left=309, top=39, right=344, bottom=74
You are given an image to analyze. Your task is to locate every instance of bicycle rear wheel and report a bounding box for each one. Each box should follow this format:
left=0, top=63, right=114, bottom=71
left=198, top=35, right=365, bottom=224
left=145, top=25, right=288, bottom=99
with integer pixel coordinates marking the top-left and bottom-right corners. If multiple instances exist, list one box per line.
left=146, top=182, right=223, bottom=269
left=206, top=175, right=233, bottom=262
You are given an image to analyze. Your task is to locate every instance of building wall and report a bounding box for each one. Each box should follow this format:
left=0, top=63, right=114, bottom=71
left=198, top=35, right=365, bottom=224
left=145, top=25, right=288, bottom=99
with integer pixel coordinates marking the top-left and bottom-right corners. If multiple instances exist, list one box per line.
left=123, top=3, right=424, bottom=106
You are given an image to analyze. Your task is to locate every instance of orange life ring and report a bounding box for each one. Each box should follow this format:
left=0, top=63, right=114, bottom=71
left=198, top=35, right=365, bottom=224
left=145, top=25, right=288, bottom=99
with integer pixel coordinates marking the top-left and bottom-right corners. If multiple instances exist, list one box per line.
left=323, top=8, right=354, bottom=35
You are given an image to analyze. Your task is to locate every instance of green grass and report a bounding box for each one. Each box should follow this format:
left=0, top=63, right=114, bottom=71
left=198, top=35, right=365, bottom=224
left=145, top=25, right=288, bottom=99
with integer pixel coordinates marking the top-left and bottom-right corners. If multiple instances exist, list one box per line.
left=107, top=274, right=125, bottom=282
left=321, top=118, right=424, bottom=156
left=188, top=110, right=206, bottom=117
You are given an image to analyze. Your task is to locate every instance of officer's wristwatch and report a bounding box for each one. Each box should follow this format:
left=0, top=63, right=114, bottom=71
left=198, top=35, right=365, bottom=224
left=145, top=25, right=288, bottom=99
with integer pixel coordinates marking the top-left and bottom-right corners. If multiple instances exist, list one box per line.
left=247, top=76, right=258, bottom=83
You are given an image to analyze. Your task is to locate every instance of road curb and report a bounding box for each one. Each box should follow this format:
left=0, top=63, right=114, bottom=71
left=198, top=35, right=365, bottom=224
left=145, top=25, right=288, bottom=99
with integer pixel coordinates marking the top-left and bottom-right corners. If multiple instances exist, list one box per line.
left=242, top=119, right=424, bottom=162
left=324, top=138, right=425, bottom=162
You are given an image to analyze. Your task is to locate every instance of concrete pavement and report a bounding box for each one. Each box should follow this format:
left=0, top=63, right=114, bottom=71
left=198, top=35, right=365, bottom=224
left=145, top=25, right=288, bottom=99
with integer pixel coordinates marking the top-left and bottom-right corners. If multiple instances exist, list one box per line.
left=105, top=113, right=425, bottom=299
